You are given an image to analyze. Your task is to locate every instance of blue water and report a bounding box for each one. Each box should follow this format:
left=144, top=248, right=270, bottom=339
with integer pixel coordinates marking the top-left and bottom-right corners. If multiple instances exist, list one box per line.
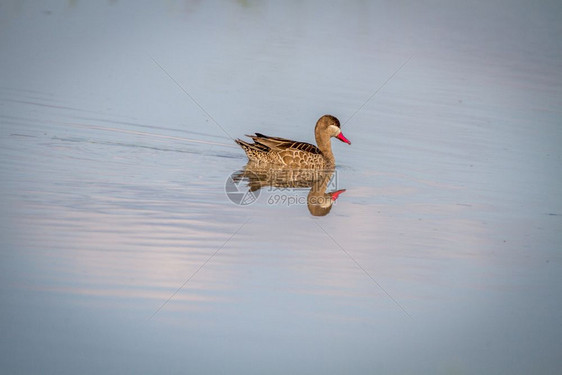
left=1, top=1, right=561, bottom=374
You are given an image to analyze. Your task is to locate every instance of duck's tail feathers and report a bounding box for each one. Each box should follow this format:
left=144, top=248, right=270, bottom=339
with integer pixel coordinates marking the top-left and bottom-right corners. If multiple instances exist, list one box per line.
left=235, top=137, right=270, bottom=156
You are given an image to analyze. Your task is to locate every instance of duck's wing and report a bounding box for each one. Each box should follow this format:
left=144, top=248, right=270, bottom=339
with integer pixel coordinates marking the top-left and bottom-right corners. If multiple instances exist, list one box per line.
left=248, top=133, right=321, bottom=154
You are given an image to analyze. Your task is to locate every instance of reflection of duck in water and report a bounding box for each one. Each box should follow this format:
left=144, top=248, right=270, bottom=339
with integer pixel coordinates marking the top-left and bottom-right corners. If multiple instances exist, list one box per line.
left=233, top=164, right=346, bottom=216
left=306, top=169, right=346, bottom=217
left=235, top=115, right=351, bottom=169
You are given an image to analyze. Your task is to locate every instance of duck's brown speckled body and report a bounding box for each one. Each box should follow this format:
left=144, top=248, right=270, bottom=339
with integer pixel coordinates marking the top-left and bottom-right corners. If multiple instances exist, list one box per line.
left=235, top=115, right=351, bottom=168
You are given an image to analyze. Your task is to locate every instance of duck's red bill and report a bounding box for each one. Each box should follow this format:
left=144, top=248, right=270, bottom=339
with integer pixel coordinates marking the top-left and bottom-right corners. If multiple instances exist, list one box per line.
left=330, top=189, right=346, bottom=201
left=337, top=132, right=351, bottom=144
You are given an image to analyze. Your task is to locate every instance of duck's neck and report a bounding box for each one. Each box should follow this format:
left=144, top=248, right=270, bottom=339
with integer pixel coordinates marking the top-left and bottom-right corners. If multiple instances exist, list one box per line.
left=315, top=130, right=334, bottom=164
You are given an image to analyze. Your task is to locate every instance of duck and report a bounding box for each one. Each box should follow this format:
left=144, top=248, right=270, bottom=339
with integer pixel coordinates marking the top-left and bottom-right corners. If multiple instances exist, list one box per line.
left=235, top=115, right=351, bottom=168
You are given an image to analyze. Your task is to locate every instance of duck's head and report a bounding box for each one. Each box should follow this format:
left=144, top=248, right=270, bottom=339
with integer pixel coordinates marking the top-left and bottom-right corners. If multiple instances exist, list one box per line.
left=316, top=115, right=351, bottom=145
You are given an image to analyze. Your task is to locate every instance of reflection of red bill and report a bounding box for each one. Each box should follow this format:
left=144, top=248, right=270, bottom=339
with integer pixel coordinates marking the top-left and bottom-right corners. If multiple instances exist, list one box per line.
left=330, top=189, right=346, bottom=201
left=336, top=132, right=351, bottom=144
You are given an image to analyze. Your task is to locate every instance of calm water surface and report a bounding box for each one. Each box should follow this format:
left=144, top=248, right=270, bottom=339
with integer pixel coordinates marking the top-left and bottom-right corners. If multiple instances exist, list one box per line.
left=1, top=1, right=561, bottom=374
